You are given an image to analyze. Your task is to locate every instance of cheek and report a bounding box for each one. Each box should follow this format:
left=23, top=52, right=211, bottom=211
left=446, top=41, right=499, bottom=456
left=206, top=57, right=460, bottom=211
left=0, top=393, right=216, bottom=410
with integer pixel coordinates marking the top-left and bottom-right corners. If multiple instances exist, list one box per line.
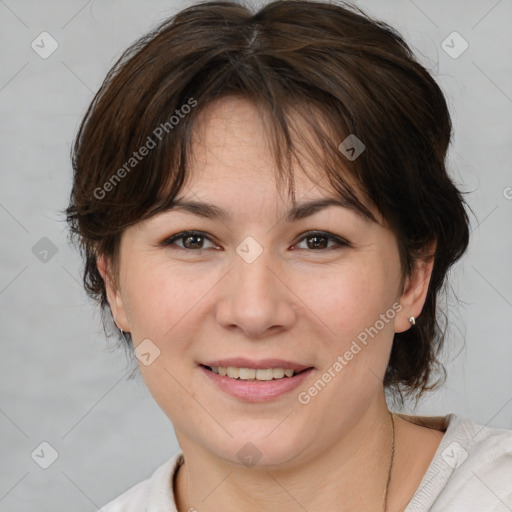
left=301, top=261, right=394, bottom=340
left=121, top=260, right=204, bottom=410
left=301, top=261, right=399, bottom=397
left=121, top=258, right=186, bottom=331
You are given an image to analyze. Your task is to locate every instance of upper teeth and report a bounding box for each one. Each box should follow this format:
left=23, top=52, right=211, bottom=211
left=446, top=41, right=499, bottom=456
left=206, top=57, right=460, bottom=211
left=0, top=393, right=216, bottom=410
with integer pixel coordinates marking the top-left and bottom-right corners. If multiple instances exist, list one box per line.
left=210, top=366, right=296, bottom=380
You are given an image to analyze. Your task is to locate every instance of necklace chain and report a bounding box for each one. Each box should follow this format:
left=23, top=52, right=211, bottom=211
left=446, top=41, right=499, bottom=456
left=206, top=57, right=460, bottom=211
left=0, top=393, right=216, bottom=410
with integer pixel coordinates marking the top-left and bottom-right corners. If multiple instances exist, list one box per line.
left=179, top=411, right=397, bottom=512
left=383, top=410, right=396, bottom=512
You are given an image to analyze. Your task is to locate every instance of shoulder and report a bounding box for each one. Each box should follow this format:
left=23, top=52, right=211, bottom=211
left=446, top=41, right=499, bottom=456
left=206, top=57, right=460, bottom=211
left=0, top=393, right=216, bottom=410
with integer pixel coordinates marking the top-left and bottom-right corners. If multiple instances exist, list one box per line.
left=101, top=451, right=184, bottom=512
left=443, top=414, right=512, bottom=490
left=442, top=413, right=512, bottom=473
left=405, top=413, right=512, bottom=511
left=101, top=478, right=149, bottom=512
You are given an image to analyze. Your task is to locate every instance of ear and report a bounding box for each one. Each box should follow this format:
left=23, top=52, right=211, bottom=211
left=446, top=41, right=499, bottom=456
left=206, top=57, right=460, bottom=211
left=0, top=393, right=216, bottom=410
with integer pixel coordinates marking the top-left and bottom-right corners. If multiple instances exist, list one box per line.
left=97, top=254, right=130, bottom=332
left=395, top=240, right=436, bottom=333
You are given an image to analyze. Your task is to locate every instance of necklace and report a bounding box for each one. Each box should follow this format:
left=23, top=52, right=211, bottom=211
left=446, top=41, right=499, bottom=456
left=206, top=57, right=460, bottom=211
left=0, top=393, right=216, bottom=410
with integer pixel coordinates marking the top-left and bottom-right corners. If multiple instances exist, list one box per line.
left=178, top=411, right=397, bottom=512
left=383, top=411, right=396, bottom=512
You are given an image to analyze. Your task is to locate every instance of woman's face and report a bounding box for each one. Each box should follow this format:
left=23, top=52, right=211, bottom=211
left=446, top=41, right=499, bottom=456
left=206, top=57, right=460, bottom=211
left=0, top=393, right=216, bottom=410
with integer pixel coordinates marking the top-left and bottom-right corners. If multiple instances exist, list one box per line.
left=100, top=97, right=427, bottom=467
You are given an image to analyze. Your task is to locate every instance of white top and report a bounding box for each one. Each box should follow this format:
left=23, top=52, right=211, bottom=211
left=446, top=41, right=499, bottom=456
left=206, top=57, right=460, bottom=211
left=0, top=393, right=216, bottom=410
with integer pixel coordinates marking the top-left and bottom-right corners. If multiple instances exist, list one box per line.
left=101, top=413, right=512, bottom=511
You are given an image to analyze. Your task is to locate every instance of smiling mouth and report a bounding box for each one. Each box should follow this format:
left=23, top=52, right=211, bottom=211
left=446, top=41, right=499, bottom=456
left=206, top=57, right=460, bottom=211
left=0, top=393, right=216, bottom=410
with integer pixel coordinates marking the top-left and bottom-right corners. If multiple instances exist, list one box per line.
left=200, top=364, right=312, bottom=381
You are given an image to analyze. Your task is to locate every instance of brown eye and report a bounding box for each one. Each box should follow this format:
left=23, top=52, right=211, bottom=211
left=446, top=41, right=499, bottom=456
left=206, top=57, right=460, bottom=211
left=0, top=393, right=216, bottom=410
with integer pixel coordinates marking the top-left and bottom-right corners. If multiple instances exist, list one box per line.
left=294, top=231, right=350, bottom=251
left=182, top=234, right=204, bottom=249
left=161, top=231, right=216, bottom=250
left=306, top=234, right=329, bottom=249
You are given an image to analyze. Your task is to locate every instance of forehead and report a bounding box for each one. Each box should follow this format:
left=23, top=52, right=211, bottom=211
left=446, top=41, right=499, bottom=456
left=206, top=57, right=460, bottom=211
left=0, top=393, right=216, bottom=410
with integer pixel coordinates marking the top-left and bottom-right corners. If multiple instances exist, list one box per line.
left=178, top=95, right=381, bottom=224
left=187, top=96, right=287, bottom=184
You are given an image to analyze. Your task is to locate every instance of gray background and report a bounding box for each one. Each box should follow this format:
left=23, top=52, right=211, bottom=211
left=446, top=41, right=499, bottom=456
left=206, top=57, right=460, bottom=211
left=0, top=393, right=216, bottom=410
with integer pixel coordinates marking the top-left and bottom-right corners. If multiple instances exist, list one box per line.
left=0, top=0, right=511, bottom=510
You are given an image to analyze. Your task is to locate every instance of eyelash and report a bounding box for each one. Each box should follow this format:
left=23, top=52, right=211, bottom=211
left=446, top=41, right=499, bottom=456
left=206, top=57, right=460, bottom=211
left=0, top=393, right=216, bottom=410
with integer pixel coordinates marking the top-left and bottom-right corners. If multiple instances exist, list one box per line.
left=160, top=230, right=350, bottom=252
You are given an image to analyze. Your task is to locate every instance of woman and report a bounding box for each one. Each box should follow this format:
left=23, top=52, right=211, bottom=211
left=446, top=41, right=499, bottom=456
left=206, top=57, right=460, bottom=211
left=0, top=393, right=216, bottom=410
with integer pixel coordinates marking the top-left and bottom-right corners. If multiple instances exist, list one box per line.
left=65, top=1, right=512, bottom=510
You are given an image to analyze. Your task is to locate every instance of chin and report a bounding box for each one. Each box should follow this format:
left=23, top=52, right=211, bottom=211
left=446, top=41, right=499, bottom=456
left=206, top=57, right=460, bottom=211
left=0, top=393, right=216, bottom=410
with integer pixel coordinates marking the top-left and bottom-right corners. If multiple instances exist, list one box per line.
left=207, top=429, right=308, bottom=470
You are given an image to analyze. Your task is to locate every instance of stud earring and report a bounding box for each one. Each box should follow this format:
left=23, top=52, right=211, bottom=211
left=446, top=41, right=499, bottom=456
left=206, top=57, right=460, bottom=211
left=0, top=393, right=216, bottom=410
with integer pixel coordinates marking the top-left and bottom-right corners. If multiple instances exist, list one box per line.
left=408, top=316, right=416, bottom=326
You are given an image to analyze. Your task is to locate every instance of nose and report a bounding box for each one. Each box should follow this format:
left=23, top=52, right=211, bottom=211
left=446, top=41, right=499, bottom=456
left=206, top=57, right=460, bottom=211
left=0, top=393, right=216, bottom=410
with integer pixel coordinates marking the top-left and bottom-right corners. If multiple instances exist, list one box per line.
left=215, top=245, right=297, bottom=338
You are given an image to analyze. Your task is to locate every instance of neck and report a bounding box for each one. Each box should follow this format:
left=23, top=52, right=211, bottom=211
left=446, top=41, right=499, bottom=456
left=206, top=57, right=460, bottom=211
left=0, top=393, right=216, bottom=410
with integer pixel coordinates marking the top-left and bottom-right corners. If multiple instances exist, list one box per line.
left=174, top=394, right=396, bottom=512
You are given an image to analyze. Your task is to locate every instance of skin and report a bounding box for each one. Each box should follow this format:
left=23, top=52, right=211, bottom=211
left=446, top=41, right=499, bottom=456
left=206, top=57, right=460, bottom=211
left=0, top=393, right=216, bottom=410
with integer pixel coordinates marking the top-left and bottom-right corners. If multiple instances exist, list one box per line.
left=98, top=96, right=444, bottom=511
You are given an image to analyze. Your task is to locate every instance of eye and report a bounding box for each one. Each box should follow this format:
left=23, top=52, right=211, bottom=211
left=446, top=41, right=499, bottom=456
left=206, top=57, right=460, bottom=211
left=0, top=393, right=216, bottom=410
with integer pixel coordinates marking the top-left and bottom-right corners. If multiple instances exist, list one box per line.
left=160, top=230, right=350, bottom=252
left=293, top=231, right=350, bottom=251
left=161, top=231, right=218, bottom=251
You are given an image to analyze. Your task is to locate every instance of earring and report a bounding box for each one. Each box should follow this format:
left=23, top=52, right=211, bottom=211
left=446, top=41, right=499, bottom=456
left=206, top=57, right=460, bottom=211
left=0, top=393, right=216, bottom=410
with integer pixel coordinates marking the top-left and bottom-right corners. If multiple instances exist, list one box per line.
left=408, top=316, right=416, bottom=326
left=119, top=329, right=131, bottom=344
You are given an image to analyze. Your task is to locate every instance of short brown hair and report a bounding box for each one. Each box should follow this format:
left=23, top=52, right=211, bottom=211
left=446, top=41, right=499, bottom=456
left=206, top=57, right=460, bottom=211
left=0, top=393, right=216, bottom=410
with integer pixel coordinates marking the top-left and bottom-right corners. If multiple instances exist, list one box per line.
left=64, top=0, right=471, bottom=404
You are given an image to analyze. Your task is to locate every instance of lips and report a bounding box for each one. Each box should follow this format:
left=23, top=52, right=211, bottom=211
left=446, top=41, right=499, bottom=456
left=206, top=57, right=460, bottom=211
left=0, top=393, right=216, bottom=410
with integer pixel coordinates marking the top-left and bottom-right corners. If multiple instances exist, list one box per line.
left=199, top=364, right=315, bottom=402
left=200, top=357, right=313, bottom=372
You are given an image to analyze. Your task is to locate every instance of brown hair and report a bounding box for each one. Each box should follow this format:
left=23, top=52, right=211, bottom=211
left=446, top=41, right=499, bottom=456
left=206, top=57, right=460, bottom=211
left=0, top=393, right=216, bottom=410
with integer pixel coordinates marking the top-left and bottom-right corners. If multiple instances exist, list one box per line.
left=64, top=0, right=471, bottom=405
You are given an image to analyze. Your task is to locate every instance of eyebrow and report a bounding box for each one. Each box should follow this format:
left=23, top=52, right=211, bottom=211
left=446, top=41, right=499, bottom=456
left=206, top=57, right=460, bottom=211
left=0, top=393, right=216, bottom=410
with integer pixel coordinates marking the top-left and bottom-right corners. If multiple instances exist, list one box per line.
left=164, top=197, right=375, bottom=223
